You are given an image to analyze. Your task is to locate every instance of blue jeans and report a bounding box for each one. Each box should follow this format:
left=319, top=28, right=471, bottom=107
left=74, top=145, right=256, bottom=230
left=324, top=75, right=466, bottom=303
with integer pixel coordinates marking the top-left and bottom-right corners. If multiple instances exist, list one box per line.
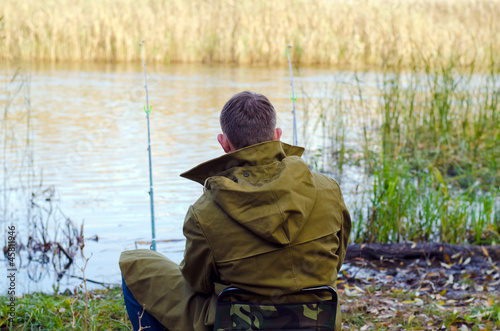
left=122, top=277, right=167, bottom=331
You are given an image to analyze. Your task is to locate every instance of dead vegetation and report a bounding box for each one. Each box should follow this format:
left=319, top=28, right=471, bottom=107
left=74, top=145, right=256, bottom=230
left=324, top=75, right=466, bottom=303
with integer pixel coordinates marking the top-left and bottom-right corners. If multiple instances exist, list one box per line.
left=1, top=0, right=499, bottom=69
left=340, top=246, right=500, bottom=330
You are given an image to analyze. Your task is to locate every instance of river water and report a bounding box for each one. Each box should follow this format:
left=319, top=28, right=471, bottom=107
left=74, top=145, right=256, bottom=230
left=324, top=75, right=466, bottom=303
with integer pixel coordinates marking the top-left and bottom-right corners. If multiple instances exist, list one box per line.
left=1, top=62, right=378, bottom=294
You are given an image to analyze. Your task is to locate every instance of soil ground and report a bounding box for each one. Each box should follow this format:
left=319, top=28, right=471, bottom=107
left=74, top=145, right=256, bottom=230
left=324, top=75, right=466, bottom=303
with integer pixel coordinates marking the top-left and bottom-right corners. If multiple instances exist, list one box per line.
left=339, top=248, right=500, bottom=330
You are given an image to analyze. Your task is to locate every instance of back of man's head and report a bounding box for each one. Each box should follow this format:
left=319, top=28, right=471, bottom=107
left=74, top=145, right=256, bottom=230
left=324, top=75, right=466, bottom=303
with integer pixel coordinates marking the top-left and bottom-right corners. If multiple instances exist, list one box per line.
left=220, top=91, right=276, bottom=150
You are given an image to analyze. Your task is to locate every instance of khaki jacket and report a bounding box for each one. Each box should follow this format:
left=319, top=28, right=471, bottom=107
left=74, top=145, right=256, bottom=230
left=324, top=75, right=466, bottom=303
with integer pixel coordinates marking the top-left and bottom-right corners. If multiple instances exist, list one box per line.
left=120, top=141, right=351, bottom=331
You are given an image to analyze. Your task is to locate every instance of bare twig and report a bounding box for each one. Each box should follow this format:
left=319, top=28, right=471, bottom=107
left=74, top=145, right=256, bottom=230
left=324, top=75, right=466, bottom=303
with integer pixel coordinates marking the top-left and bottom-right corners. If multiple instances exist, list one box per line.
left=69, top=290, right=80, bottom=329
left=79, top=237, right=91, bottom=331
left=137, top=305, right=151, bottom=331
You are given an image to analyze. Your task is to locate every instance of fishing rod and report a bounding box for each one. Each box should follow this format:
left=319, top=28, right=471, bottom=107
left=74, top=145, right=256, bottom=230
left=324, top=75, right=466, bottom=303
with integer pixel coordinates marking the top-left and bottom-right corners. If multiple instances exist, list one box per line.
left=139, top=40, right=156, bottom=251
left=286, top=45, right=298, bottom=146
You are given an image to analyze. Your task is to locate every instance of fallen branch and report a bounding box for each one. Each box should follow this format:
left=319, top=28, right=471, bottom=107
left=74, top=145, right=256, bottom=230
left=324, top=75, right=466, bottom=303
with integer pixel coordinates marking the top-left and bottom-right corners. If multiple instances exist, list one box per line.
left=56, top=242, right=73, bottom=264
left=345, top=243, right=500, bottom=263
left=67, top=274, right=119, bottom=287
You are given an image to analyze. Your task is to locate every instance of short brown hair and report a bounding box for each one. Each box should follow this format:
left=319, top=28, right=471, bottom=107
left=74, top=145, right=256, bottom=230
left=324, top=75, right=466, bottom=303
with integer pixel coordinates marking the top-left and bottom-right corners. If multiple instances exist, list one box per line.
left=220, top=91, right=276, bottom=150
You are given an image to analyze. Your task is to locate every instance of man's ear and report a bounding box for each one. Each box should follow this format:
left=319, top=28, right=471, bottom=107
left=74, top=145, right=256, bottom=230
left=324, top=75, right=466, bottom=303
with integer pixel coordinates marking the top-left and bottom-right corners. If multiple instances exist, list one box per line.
left=217, top=134, right=233, bottom=153
left=273, top=127, right=282, bottom=141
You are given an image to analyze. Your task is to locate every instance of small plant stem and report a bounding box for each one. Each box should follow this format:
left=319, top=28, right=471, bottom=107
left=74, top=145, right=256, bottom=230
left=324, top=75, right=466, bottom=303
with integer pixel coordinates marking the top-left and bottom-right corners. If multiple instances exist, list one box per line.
left=79, top=238, right=90, bottom=331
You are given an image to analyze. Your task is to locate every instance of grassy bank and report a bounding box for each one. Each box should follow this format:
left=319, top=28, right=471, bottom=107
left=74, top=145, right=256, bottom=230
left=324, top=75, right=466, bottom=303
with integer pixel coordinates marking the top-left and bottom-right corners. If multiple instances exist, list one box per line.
left=358, top=63, right=499, bottom=244
left=1, top=0, right=499, bottom=69
left=302, top=62, right=500, bottom=244
left=0, top=287, right=129, bottom=330
left=1, top=284, right=498, bottom=330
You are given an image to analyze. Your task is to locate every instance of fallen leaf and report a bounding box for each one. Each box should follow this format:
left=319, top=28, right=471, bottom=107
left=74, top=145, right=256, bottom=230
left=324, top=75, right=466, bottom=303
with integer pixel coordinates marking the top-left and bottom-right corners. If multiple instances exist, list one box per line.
left=481, top=246, right=489, bottom=257
left=434, top=302, right=446, bottom=310
left=440, top=262, right=452, bottom=269
left=463, top=257, right=471, bottom=266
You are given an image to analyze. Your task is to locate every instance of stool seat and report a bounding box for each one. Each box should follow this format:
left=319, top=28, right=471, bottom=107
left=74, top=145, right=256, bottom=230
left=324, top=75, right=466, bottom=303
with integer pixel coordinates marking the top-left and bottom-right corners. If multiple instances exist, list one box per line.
left=213, top=286, right=338, bottom=331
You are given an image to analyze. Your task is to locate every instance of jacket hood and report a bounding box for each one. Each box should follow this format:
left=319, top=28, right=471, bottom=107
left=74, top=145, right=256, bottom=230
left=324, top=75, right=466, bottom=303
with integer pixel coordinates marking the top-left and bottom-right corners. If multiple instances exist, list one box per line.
left=181, top=141, right=317, bottom=245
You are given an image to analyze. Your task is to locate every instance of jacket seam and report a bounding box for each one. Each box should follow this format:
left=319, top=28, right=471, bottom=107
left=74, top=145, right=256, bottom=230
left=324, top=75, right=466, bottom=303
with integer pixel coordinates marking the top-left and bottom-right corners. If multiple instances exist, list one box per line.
left=332, top=180, right=347, bottom=273
left=267, top=168, right=288, bottom=241
left=266, top=165, right=290, bottom=245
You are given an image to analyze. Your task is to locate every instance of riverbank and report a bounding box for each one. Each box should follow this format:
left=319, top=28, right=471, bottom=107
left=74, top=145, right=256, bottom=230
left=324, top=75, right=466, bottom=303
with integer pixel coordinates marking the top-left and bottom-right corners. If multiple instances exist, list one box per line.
left=3, top=242, right=500, bottom=330
left=342, top=245, right=500, bottom=330
left=1, top=254, right=499, bottom=330
left=2, top=0, right=499, bottom=70
left=0, top=287, right=129, bottom=330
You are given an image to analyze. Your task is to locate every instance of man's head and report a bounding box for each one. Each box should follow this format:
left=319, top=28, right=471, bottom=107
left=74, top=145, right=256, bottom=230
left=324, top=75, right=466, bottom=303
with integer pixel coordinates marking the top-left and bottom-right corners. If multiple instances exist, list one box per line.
left=217, top=91, right=282, bottom=153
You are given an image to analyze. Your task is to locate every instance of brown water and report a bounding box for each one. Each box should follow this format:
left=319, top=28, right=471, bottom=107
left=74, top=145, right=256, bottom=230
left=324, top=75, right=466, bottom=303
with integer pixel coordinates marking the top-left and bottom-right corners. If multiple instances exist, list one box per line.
left=1, top=62, right=376, bottom=294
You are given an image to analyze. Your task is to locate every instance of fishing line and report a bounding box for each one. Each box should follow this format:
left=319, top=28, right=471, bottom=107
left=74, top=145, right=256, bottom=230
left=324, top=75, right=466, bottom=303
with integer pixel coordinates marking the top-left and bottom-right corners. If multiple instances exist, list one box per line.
left=139, top=40, right=156, bottom=251
left=286, top=45, right=298, bottom=146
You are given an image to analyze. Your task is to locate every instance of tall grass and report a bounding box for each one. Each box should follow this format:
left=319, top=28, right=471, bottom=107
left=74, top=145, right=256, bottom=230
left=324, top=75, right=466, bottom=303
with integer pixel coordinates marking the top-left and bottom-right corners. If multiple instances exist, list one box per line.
left=380, top=62, right=499, bottom=189
left=302, top=61, right=499, bottom=244
left=362, top=162, right=499, bottom=244
left=360, top=62, right=499, bottom=244
left=1, top=0, right=499, bottom=69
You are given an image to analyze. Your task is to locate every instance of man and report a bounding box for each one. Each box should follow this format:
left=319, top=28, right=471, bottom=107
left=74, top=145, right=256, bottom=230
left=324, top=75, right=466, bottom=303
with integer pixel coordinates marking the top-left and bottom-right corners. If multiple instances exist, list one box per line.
left=120, top=91, right=351, bottom=331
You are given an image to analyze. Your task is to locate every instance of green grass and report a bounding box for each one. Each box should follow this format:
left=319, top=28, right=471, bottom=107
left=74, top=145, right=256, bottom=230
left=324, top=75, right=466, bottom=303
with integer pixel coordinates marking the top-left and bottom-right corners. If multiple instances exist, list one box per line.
left=357, top=160, right=499, bottom=244
left=378, top=61, right=499, bottom=190
left=0, top=287, right=130, bottom=330
left=2, top=286, right=498, bottom=330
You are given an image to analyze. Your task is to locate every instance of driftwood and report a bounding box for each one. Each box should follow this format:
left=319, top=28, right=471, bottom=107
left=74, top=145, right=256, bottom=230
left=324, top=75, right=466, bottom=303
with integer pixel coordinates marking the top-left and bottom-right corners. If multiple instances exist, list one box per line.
left=345, top=243, right=500, bottom=263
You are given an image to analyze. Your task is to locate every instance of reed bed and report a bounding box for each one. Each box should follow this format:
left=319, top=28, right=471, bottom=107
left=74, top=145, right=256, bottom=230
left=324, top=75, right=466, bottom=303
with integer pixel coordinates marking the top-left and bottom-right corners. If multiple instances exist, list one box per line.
left=1, top=0, right=499, bottom=69
left=302, top=62, right=500, bottom=244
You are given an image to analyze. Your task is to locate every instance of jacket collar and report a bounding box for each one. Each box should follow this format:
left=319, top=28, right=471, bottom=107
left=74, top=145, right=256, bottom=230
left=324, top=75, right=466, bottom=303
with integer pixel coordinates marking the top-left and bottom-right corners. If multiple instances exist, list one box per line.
left=180, top=141, right=304, bottom=185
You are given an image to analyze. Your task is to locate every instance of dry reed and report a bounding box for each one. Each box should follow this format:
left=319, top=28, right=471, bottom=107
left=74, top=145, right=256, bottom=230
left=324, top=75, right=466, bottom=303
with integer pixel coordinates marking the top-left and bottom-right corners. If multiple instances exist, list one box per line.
left=1, top=0, right=499, bottom=68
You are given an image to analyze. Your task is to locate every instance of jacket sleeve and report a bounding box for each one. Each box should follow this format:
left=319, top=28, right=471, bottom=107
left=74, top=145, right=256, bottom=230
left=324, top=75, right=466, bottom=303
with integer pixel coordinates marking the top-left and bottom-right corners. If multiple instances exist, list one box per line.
left=180, top=205, right=218, bottom=294
left=336, top=208, right=352, bottom=272
left=336, top=188, right=352, bottom=273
